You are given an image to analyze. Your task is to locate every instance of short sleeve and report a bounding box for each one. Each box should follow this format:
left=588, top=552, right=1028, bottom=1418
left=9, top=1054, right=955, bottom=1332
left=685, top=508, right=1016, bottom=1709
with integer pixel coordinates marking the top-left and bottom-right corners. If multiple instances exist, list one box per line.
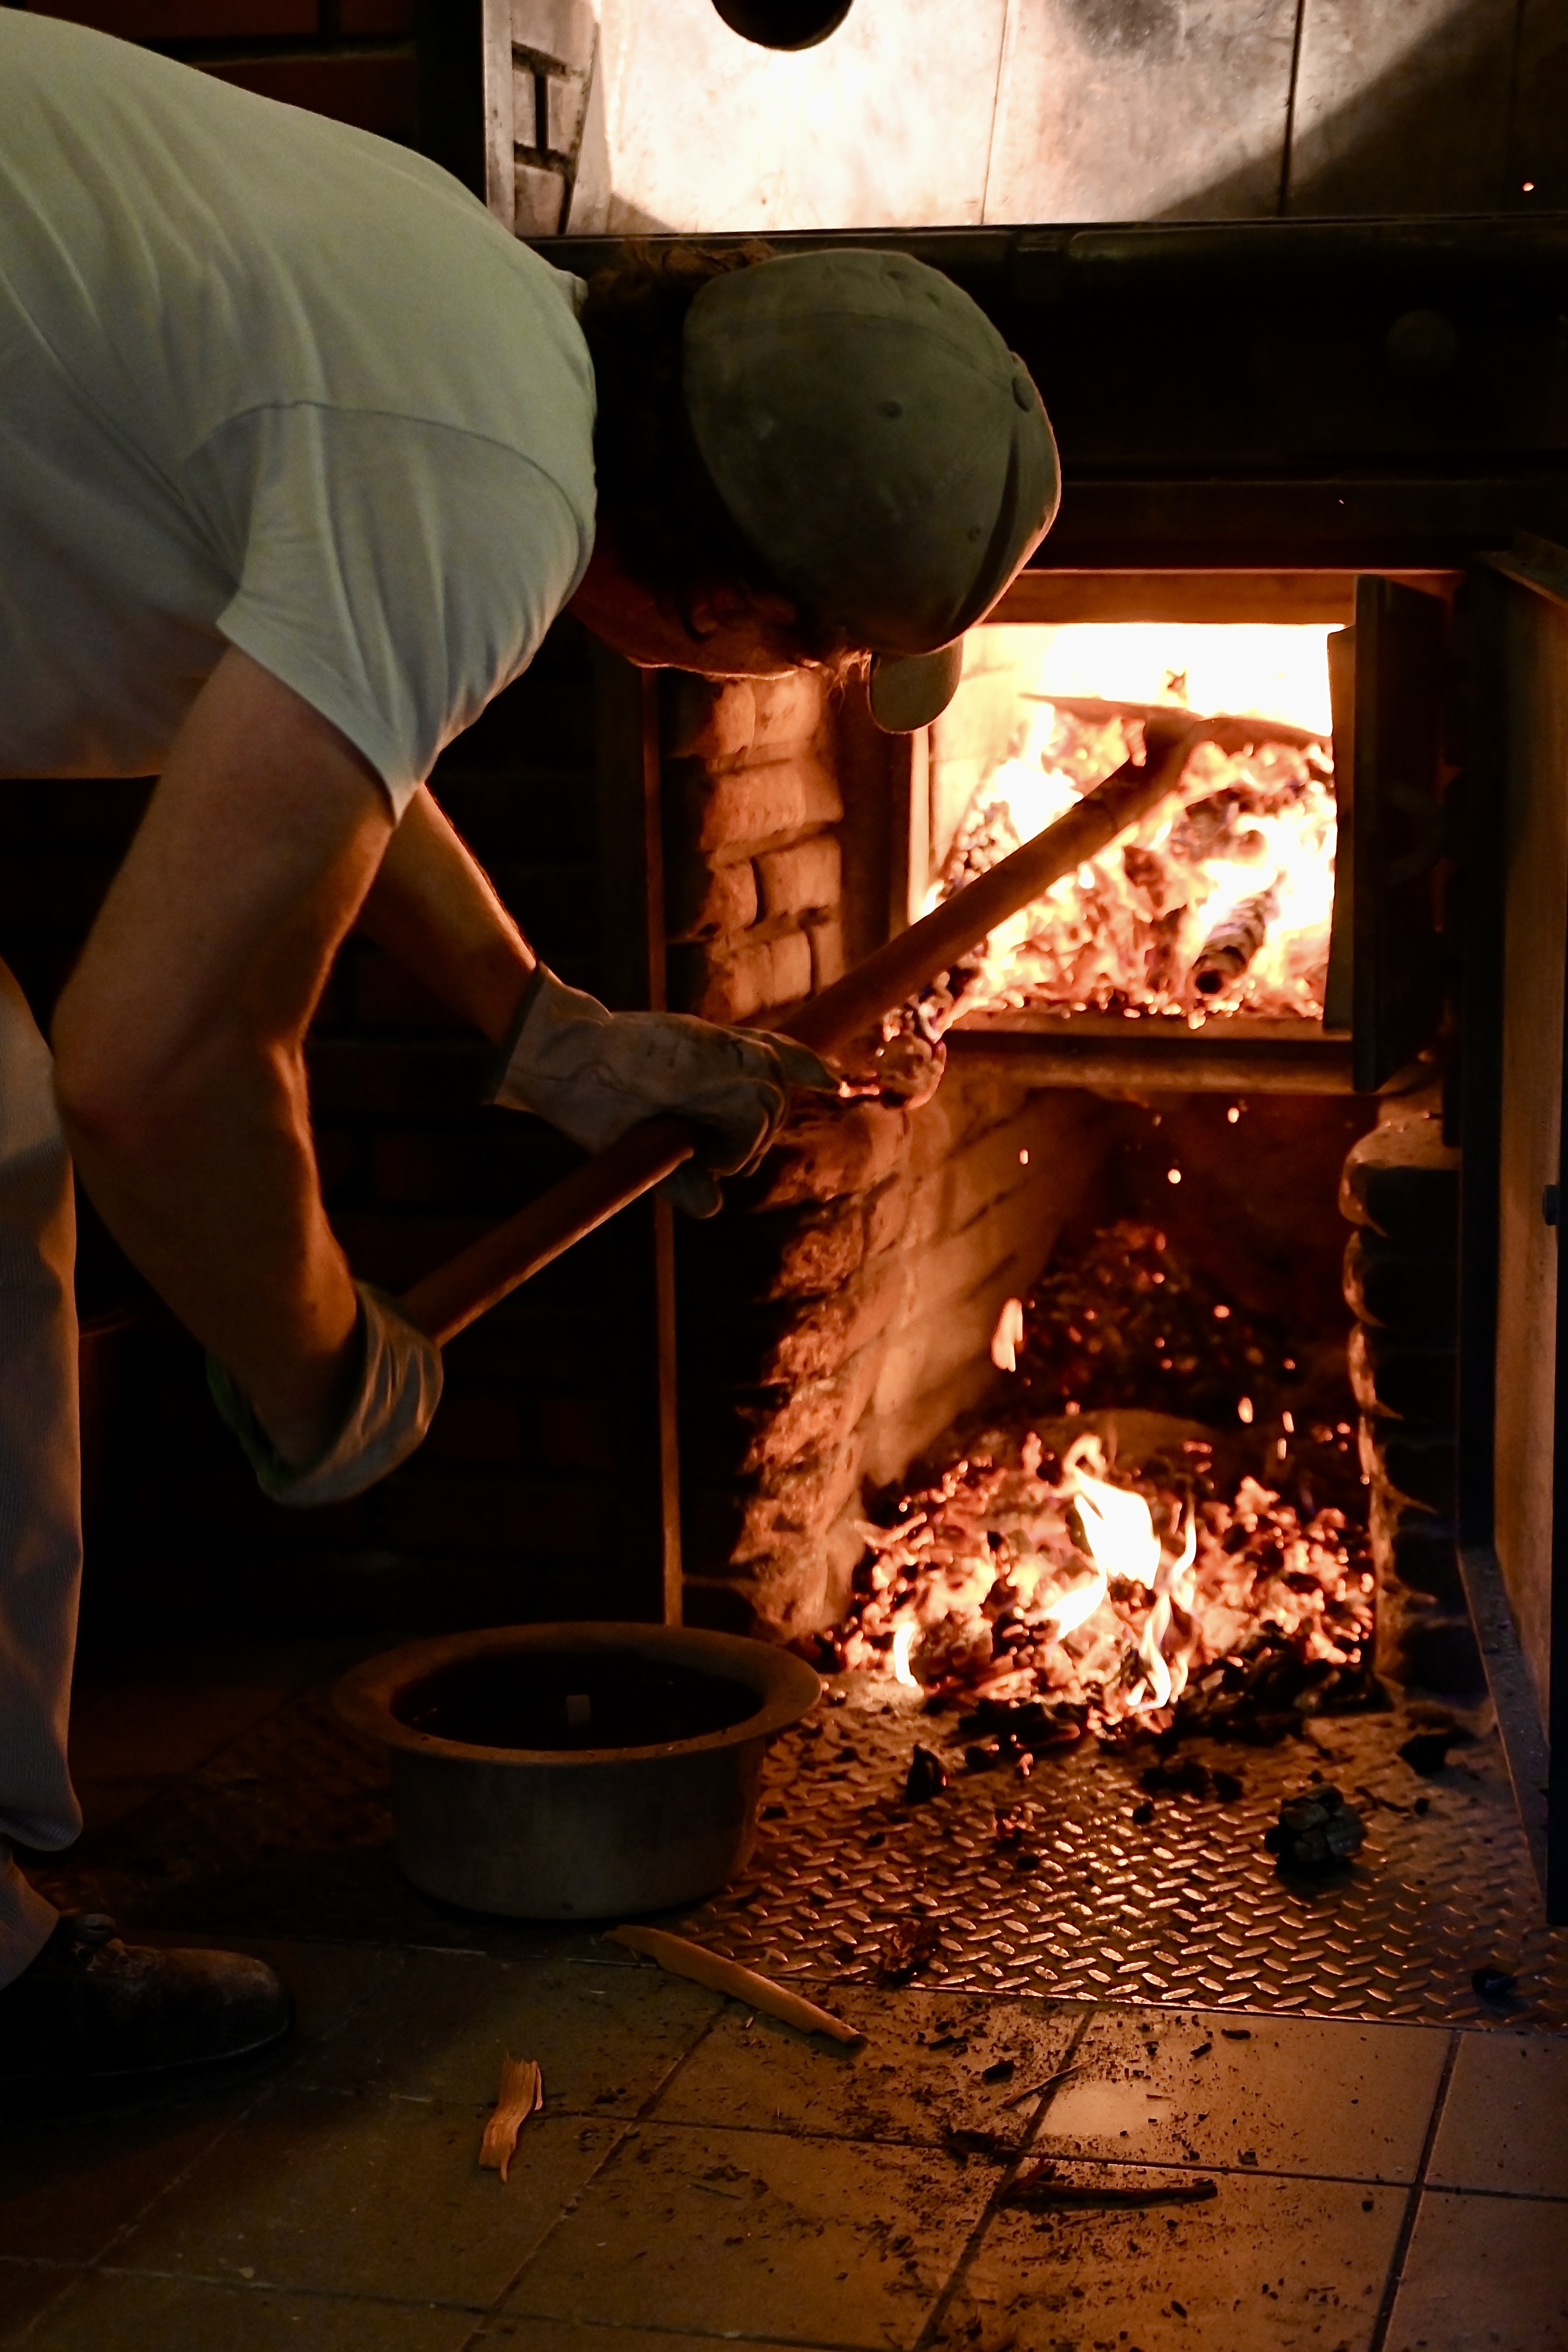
left=204, top=403, right=592, bottom=814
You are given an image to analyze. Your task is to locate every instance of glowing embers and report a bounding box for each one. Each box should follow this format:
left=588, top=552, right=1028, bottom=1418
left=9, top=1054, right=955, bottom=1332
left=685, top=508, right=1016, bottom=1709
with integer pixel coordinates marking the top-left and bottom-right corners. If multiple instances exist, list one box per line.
left=925, top=622, right=1338, bottom=1027
left=837, top=1426, right=1373, bottom=1740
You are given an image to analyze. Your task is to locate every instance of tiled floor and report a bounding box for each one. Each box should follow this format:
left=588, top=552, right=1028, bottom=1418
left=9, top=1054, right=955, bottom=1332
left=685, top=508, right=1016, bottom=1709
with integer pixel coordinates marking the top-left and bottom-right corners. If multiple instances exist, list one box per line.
left=1, top=1644, right=1564, bottom=2350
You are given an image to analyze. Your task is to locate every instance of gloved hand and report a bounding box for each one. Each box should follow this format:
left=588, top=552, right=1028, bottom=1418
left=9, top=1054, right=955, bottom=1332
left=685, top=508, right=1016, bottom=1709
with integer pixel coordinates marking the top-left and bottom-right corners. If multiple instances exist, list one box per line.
left=490, top=963, right=839, bottom=1215
left=207, top=1282, right=443, bottom=1507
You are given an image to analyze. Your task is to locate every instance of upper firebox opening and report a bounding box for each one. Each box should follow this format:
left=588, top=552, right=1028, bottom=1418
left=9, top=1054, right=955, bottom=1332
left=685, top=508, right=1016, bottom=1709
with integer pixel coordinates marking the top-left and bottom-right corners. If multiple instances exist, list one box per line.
left=924, top=620, right=1339, bottom=1030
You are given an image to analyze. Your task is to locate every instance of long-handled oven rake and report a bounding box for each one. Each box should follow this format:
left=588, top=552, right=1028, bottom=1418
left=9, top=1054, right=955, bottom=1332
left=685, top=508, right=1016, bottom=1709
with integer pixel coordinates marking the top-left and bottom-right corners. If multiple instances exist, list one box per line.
left=399, top=707, right=1296, bottom=1346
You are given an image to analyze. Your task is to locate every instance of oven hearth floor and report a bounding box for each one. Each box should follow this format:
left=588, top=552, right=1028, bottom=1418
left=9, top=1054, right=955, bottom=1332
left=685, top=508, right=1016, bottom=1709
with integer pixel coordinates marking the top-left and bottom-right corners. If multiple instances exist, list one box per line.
left=31, top=1635, right=1568, bottom=2034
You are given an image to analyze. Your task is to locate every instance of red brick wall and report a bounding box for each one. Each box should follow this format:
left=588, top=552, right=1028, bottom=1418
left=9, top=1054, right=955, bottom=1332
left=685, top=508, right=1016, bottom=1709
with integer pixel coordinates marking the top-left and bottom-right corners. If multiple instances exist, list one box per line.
left=22, top=0, right=421, bottom=146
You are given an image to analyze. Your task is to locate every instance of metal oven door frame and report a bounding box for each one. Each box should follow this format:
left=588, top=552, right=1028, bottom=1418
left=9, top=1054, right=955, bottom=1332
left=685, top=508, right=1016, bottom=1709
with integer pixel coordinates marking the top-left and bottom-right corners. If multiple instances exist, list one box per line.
left=1458, top=533, right=1568, bottom=1922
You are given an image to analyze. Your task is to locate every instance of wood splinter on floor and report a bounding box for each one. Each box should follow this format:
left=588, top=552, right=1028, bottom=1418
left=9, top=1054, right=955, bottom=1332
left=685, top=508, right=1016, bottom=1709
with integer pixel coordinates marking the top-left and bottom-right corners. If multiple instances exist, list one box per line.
left=607, top=1924, right=863, bottom=2045
left=479, top=2054, right=544, bottom=2182
left=1004, top=2163, right=1218, bottom=2211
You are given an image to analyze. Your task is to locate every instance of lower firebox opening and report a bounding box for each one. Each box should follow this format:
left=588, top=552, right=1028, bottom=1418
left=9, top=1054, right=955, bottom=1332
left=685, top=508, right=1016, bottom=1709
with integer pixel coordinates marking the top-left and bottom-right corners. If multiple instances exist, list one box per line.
left=810, top=1088, right=1405, bottom=1747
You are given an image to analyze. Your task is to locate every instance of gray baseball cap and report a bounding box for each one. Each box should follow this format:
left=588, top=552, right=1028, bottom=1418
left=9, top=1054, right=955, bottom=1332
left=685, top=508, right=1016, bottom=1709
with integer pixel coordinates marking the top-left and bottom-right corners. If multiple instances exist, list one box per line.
left=683, top=249, right=1060, bottom=730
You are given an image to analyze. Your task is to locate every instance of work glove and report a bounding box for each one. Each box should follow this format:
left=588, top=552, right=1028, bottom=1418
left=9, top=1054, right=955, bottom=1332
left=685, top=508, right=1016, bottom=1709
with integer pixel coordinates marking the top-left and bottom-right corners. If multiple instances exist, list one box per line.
left=491, top=962, right=839, bottom=1216
left=207, top=1282, right=443, bottom=1508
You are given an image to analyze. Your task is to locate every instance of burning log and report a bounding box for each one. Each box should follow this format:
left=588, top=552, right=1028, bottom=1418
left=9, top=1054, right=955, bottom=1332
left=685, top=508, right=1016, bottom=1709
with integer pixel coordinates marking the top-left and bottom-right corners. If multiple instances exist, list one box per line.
left=1190, top=886, right=1280, bottom=998
left=401, top=712, right=1254, bottom=1347
left=935, top=695, right=1335, bottom=1030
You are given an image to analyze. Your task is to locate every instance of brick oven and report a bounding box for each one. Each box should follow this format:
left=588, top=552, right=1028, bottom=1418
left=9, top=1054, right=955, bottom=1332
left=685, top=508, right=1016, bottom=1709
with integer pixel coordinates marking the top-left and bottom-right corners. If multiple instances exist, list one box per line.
left=521, top=217, right=1567, bottom=1917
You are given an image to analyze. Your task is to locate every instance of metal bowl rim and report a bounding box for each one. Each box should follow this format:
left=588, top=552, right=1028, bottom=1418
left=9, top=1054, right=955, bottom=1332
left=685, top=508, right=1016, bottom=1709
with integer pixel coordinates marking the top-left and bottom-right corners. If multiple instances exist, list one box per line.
left=334, top=1620, right=823, bottom=1767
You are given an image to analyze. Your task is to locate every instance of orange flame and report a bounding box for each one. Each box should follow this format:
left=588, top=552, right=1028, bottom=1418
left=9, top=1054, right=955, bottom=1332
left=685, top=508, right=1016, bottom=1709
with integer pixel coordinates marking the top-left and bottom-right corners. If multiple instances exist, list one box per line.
left=840, top=1435, right=1369, bottom=1735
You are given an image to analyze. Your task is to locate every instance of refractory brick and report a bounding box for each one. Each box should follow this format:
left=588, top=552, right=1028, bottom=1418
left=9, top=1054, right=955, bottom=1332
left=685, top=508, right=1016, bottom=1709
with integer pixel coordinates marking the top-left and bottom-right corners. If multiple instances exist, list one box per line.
left=663, top=678, right=756, bottom=763
left=511, top=0, right=597, bottom=71
left=1343, top=1230, right=1459, bottom=1336
left=749, top=671, right=828, bottom=752
left=682, top=1193, right=868, bottom=1306
left=694, top=928, right=812, bottom=1024
left=754, top=835, right=841, bottom=920
left=671, top=755, right=844, bottom=856
left=1348, top=1323, right=1457, bottom=1425
left=750, top=1101, right=912, bottom=1208
left=664, top=855, right=759, bottom=945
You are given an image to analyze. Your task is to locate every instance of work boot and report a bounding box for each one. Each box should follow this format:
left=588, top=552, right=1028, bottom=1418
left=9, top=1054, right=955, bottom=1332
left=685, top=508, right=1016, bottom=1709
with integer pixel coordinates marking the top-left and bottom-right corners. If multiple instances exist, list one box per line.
left=0, top=1910, right=291, bottom=2088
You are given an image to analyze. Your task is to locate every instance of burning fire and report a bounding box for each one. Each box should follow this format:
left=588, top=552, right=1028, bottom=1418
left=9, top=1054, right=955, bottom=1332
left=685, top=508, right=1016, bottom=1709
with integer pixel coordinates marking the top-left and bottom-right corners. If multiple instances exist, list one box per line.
left=925, top=624, right=1338, bottom=1028
left=836, top=1427, right=1372, bottom=1738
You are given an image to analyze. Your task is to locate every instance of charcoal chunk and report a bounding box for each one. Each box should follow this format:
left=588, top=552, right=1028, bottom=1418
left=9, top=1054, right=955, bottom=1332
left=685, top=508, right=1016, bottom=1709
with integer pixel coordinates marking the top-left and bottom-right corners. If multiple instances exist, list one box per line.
left=879, top=1914, right=941, bottom=1982
left=1263, top=1784, right=1366, bottom=1870
left=904, top=1744, right=949, bottom=1802
left=1142, top=1757, right=1213, bottom=1800
left=1399, top=1725, right=1467, bottom=1776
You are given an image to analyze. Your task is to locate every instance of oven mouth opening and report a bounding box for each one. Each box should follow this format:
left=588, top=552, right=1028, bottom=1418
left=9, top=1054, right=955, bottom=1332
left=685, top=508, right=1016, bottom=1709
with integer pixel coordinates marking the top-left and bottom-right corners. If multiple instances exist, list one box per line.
left=920, top=614, right=1342, bottom=1045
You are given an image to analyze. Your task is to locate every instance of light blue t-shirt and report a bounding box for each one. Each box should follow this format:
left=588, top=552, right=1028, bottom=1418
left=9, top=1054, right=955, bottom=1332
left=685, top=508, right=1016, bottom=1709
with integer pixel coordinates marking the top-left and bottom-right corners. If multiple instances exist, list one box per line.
left=0, top=14, right=596, bottom=810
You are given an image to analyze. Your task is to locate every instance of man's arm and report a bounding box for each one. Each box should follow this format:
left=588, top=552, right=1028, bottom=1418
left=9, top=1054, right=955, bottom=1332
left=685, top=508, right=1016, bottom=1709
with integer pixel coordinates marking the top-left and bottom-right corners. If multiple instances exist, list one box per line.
left=355, top=784, right=534, bottom=1043
left=52, top=647, right=398, bottom=1468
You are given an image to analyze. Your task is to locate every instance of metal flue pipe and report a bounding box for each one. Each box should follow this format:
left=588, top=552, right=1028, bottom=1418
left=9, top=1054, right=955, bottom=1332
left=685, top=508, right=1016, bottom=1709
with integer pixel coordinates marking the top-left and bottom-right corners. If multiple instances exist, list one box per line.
left=400, top=711, right=1252, bottom=1346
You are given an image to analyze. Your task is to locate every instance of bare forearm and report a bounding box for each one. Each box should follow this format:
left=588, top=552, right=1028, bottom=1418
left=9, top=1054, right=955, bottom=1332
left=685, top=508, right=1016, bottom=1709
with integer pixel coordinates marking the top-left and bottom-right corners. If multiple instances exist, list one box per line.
left=357, top=785, right=535, bottom=1043
left=63, top=1032, right=359, bottom=1457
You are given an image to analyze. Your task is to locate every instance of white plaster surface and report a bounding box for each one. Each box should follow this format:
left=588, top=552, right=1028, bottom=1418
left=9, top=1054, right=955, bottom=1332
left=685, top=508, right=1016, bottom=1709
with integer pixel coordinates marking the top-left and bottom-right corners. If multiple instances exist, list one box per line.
left=599, top=0, right=1009, bottom=232
left=533, top=0, right=1532, bottom=236
left=985, top=0, right=1300, bottom=224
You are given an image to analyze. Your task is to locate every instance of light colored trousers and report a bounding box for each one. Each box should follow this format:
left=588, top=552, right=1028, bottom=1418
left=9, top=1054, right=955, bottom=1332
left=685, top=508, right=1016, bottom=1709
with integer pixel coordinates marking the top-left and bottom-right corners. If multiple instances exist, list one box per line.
left=0, top=955, right=81, bottom=1986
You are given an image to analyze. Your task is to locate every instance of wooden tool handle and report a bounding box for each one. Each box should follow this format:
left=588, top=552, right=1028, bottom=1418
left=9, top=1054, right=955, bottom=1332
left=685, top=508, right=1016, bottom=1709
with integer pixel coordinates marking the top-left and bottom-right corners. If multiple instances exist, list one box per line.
left=400, top=1114, right=695, bottom=1345
left=401, top=717, right=1216, bottom=1346
left=783, top=718, right=1205, bottom=1056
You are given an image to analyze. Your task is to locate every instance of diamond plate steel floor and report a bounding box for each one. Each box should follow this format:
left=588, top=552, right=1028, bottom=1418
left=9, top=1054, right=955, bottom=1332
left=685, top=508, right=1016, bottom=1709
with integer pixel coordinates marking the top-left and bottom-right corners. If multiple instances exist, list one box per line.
left=35, top=1657, right=1568, bottom=2034
left=686, top=1677, right=1568, bottom=2031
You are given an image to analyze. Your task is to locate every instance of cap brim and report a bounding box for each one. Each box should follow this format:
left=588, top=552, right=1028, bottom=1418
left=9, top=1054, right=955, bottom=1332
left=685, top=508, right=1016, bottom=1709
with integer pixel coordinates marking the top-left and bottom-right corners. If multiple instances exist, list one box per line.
left=869, top=642, right=964, bottom=733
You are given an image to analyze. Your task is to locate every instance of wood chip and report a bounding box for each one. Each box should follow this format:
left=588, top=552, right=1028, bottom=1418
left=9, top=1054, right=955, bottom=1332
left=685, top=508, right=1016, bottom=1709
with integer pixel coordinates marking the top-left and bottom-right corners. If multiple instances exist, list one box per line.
left=607, top=1925, right=863, bottom=2045
left=478, top=2054, right=543, bottom=2183
left=1004, top=2163, right=1217, bottom=2212
left=1000, top=2060, right=1084, bottom=2109
left=945, top=2126, right=1027, bottom=2160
